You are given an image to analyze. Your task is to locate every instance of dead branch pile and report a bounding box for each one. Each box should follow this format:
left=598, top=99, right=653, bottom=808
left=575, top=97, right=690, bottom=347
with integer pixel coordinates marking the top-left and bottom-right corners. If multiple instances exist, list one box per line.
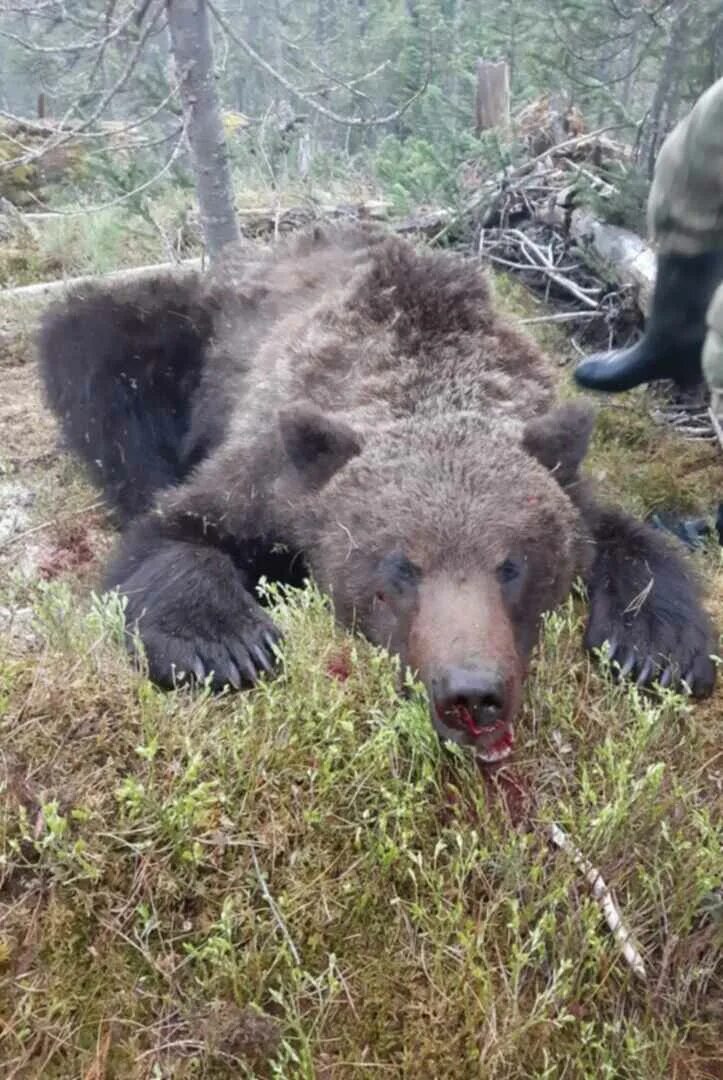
left=464, top=98, right=721, bottom=445
left=469, top=110, right=649, bottom=352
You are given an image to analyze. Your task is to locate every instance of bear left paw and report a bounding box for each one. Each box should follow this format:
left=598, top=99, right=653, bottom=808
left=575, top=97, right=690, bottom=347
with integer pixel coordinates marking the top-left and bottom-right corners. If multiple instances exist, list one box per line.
left=584, top=578, right=716, bottom=698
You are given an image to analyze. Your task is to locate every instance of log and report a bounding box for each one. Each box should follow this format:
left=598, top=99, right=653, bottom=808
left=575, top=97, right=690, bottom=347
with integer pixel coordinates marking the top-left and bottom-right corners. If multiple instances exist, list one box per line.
left=0, top=203, right=447, bottom=308
left=567, top=209, right=656, bottom=315
left=536, top=200, right=656, bottom=316
left=1, top=200, right=392, bottom=231
left=394, top=208, right=452, bottom=236
left=0, top=259, right=203, bottom=305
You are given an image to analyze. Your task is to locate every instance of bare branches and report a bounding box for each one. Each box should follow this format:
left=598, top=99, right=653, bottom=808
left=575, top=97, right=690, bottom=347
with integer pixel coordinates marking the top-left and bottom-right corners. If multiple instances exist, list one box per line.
left=286, top=48, right=391, bottom=108
left=485, top=228, right=602, bottom=309
left=469, top=121, right=661, bottom=364
left=28, top=120, right=186, bottom=217
left=207, top=0, right=428, bottom=128
left=0, top=88, right=175, bottom=146
left=0, top=0, right=140, bottom=54
left=0, top=0, right=168, bottom=173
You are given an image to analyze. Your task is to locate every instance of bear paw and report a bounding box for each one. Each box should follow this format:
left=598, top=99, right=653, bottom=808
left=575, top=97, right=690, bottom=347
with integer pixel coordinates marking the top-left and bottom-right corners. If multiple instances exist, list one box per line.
left=584, top=584, right=716, bottom=698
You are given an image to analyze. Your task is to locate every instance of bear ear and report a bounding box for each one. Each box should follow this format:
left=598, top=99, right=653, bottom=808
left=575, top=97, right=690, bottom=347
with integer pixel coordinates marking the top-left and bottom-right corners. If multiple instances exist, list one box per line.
left=522, top=401, right=596, bottom=487
left=278, top=402, right=363, bottom=489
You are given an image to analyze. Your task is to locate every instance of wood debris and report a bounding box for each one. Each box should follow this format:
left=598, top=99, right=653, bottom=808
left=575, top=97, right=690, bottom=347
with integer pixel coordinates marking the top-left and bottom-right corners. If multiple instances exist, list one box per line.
left=548, top=822, right=647, bottom=981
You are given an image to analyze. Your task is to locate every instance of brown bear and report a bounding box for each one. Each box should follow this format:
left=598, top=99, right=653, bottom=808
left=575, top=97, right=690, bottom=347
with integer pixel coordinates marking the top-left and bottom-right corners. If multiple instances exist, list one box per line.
left=38, top=223, right=717, bottom=762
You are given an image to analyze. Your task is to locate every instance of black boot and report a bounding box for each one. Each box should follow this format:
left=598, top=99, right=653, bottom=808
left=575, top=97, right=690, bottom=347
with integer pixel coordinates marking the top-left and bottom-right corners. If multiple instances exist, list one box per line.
left=648, top=502, right=723, bottom=550
left=648, top=510, right=712, bottom=550
left=574, top=250, right=723, bottom=393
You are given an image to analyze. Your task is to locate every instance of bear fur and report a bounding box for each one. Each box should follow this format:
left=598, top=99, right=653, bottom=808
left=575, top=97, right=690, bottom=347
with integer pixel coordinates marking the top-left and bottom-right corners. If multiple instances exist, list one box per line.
left=38, top=222, right=716, bottom=760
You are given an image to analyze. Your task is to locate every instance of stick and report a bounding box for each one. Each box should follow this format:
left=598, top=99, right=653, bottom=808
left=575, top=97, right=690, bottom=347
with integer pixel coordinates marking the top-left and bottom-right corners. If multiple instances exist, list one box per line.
left=515, top=312, right=604, bottom=324
left=511, top=229, right=602, bottom=308
left=0, top=499, right=107, bottom=551
left=708, top=406, right=723, bottom=454
left=251, top=849, right=301, bottom=966
left=484, top=240, right=601, bottom=310
left=548, top=822, right=647, bottom=981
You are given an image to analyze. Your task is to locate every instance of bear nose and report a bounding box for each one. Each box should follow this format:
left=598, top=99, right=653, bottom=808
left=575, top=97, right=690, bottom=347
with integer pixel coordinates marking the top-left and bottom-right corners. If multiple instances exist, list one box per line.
left=432, top=665, right=506, bottom=736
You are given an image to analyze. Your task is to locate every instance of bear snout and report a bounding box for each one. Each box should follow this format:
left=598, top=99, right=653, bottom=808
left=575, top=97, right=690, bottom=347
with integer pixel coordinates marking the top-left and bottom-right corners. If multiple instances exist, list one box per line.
left=427, top=662, right=520, bottom=762
left=431, top=664, right=506, bottom=733
left=405, top=572, right=522, bottom=761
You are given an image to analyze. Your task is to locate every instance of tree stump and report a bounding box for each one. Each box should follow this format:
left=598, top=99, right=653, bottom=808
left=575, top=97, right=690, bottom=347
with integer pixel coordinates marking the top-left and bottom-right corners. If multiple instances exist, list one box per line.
left=475, top=60, right=510, bottom=135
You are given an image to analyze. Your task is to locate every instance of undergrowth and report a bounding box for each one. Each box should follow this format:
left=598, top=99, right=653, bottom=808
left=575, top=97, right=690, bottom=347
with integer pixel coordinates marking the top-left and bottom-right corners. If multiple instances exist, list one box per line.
left=1, top=575, right=721, bottom=1078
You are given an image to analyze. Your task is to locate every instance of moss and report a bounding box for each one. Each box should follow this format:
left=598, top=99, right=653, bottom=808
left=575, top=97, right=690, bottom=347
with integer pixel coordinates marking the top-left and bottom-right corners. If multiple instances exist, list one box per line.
left=0, top=573, right=721, bottom=1077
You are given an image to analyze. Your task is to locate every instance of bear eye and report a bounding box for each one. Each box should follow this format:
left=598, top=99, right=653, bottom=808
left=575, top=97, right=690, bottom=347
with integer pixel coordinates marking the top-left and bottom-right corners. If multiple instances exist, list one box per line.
left=376, top=551, right=421, bottom=611
left=496, top=557, right=522, bottom=585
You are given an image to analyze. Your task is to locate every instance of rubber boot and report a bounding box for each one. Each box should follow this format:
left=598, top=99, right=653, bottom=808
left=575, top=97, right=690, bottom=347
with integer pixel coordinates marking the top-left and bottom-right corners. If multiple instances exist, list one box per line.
left=649, top=502, right=723, bottom=550
left=573, top=250, right=723, bottom=393
left=649, top=511, right=712, bottom=550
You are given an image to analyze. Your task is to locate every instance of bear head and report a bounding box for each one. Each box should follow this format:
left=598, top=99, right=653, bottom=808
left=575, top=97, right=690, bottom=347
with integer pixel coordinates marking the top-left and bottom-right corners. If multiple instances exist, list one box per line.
left=277, top=399, right=595, bottom=762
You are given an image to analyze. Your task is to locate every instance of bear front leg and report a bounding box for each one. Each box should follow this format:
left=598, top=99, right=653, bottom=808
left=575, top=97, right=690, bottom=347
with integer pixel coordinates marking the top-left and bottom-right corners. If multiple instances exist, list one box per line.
left=582, top=504, right=717, bottom=697
left=105, top=517, right=282, bottom=691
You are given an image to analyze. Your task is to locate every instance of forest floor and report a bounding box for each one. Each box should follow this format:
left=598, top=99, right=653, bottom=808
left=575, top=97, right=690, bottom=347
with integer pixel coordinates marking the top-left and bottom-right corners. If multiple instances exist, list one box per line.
left=0, top=224, right=722, bottom=1079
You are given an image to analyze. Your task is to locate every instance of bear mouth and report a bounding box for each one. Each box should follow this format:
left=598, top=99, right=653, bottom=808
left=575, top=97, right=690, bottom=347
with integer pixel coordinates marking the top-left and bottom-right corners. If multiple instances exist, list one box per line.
left=433, top=703, right=515, bottom=763
left=472, top=720, right=515, bottom=763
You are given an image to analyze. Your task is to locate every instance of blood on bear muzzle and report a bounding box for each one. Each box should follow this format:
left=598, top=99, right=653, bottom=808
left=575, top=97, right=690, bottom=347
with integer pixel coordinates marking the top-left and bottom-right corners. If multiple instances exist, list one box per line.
left=429, top=663, right=517, bottom=762
left=382, top=567, right=523, bottom=762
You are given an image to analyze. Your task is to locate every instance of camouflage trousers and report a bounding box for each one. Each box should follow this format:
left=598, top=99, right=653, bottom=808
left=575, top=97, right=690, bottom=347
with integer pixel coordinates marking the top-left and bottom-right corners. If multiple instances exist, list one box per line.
left=647, top=76, right=723, bottom=418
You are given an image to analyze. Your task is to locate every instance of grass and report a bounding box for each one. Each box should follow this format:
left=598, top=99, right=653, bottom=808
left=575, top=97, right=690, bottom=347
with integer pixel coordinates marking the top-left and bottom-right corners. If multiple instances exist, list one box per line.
left=0, top=167, right=381, bottom=288
left=0, top=232, right=721, bottom=1078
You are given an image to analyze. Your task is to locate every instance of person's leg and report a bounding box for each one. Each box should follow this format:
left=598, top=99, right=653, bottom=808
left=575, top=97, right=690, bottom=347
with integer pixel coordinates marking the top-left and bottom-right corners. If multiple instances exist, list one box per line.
left=703, top=281, right=723, bottom=421
left=573, top=77, right=723, bottom=394
left=703, top=283, right=723, bottom=545
left=573, top=250, right=723, bottom=392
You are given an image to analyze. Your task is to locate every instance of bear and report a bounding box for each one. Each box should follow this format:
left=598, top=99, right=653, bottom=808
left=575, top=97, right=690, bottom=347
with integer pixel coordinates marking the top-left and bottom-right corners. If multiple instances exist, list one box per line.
left=37, top=222, right=717, bottom=762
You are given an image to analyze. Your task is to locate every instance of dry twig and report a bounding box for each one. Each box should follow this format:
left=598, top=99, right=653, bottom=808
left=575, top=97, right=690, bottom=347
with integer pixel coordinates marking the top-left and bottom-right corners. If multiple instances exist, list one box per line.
left=548, top=822, right=647, bottom=981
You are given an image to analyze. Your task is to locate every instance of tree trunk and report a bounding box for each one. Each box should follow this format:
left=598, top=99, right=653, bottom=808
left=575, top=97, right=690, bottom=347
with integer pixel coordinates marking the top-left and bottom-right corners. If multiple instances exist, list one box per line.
left=639, top=2, right=689, bottom=178
left=166, top=0, right=240, bottom=260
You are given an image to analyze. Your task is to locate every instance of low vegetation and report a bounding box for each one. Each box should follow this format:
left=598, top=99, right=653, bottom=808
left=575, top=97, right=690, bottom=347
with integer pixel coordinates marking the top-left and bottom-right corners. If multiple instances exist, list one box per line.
left=1, top=221, right=721, bottom=1078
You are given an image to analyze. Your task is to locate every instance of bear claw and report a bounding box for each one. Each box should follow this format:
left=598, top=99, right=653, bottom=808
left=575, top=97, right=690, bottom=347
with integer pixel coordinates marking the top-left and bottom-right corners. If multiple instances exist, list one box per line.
left=594, top=637, right=714, bottom=698
left=134, top=608, right=283, bottom=693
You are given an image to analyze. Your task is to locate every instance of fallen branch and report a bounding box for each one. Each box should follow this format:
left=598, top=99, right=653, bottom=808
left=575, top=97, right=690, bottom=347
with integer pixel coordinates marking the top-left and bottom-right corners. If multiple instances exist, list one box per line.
left=515, top=312, right=605, bottom=325
left=0, top=259, right=203, bottom=305
left=512, top=228, right=602, bottom=308
left=0, top=499, right=108, bottom=552
left=483, top=230, right=604, bottom=310
left=564, top=210, right=656, bottom=317
left=548, top=822, right=647, bottom=981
